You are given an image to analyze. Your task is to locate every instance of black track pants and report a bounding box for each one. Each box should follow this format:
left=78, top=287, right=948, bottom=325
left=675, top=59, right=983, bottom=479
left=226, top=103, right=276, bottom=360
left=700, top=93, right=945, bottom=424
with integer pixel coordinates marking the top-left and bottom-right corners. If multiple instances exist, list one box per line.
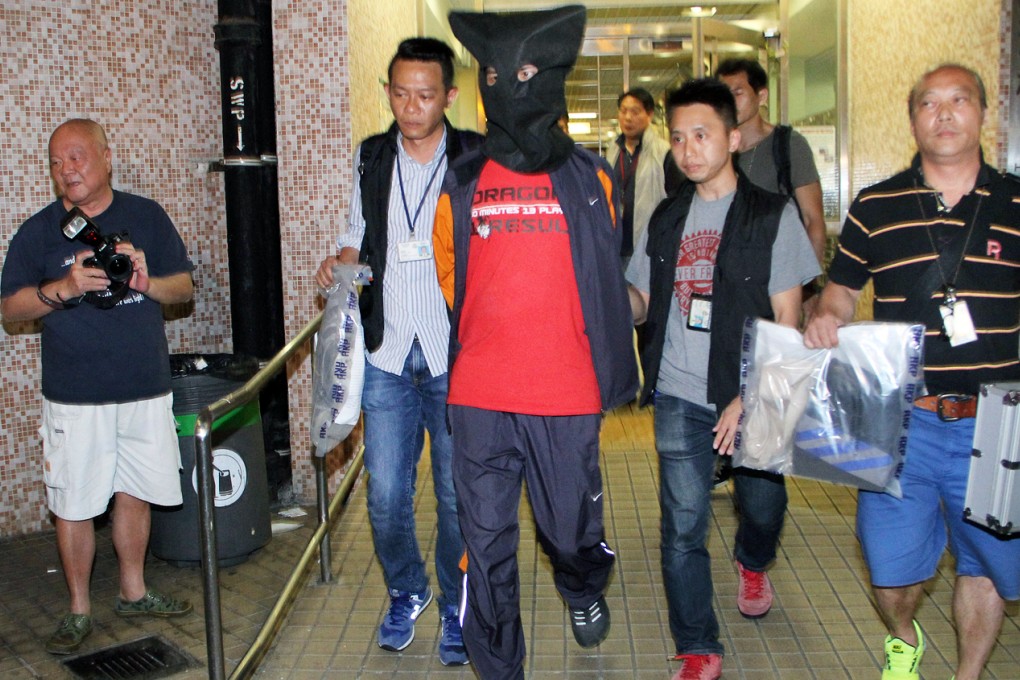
left=449, top=405, right=616, bottom=680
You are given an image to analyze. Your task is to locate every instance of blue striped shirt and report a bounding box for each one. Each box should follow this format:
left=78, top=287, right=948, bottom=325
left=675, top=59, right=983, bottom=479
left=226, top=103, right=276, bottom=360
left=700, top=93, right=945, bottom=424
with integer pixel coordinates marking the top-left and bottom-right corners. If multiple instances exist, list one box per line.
left=338, top=130, right=450, bottom=377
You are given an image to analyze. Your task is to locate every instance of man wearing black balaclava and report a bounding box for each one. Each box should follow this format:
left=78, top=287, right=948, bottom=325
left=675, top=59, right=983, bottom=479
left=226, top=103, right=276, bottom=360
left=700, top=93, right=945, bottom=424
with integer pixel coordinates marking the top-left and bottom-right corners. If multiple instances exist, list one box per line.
left=432, top=5, right=639, bottom=678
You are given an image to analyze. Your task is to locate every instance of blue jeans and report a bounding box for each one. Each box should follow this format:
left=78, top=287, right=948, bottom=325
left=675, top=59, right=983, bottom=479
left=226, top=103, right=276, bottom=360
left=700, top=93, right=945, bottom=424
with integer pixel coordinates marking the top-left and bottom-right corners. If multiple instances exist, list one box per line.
left=731, top=466, right=787, bottom=571
left=654, top=394, right=724, bottom=656
left=362, top=340, right=461, bottom=609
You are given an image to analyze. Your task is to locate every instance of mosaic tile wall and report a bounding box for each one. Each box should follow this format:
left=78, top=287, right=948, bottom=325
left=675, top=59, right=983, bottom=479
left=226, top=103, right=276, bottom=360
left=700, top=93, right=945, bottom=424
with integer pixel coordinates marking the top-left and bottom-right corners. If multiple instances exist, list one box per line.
left=0, top=1, right=230, bottom=537
left=848, top=0, right=1004, bottom=197
left=275, top=0, right=421, bottom=498
left=273, top=0, right=354, bottom=499
left=1000, top=0, right=1013, bottom=170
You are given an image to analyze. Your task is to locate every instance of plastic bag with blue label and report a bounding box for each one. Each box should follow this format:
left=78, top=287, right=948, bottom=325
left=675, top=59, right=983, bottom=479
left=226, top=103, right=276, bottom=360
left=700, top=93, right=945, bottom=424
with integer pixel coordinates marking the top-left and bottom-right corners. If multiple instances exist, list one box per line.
left=311, top=264, right=371, bottom=457
left=734, top=319, right=925, bottom=497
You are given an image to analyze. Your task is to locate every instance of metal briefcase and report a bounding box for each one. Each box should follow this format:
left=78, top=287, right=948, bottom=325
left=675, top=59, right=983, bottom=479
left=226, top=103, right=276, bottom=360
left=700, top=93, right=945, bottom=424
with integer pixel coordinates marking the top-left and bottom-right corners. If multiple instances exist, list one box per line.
left=963, top=382, right=1020, bottom=536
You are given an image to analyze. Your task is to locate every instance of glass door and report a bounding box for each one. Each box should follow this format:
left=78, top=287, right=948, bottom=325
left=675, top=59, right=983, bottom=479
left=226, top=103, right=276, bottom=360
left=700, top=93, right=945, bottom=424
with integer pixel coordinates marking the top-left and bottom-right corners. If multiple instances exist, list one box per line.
left=565, top=15, right=767, bottom=154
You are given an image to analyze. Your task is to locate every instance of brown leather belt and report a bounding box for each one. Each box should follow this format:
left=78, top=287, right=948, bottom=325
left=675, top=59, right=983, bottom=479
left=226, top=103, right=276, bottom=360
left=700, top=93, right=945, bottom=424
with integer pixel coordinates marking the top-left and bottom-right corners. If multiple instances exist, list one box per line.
left=914, top=394, right=977, bottom=421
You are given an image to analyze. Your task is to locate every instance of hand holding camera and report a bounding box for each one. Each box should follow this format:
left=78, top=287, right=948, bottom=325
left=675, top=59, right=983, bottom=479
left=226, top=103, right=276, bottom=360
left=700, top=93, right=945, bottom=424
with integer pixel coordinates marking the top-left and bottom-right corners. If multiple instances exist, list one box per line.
left=59, top=207, right=135, bottom=308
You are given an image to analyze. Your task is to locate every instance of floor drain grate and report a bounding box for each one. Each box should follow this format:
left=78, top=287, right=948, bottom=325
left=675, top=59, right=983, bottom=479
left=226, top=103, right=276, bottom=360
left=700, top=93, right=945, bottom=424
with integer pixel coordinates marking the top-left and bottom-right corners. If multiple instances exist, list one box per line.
left=62, top=635, right=194, bottom=680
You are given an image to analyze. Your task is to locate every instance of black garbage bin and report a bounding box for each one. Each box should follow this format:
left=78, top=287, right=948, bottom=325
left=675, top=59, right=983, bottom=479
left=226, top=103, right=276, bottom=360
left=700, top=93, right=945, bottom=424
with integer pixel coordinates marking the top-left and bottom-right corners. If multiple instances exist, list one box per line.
left=150, top=354, right=272, bottom=567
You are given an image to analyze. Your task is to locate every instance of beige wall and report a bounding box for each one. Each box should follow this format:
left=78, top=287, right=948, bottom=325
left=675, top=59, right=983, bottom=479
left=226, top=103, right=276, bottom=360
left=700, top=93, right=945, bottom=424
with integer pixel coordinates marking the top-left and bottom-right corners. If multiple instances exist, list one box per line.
left=844, top=0, right=1006, bottom=321
left=347, top=1, right=418, bottom=143
left=848, top=0, right=1003, bottom=197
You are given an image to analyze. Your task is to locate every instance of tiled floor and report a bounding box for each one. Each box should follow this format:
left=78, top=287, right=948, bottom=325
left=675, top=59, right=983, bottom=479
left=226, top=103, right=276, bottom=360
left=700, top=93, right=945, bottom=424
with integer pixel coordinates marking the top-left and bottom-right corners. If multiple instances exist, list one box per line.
left=1, top=404, right=1017, bottom=679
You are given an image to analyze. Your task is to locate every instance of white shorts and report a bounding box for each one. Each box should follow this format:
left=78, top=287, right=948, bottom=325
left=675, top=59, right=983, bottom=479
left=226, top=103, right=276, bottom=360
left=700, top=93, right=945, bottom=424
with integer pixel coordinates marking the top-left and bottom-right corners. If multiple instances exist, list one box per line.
left=39, top=394, right=183, bottom=520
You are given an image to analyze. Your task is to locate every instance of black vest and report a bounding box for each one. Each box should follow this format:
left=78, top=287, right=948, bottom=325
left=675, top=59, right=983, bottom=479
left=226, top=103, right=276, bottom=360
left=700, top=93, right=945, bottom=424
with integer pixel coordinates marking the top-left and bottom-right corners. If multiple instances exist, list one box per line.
left=443, top=148, right=639, bottom=412
left=640, top=173, right=787, bottom=408
left=356, top=120, right=483, bottom=351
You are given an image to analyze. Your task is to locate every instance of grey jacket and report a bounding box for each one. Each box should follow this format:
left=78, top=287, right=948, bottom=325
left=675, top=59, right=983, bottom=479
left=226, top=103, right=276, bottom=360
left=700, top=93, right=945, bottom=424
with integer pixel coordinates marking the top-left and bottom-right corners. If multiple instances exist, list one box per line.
left=606, top=125, right=670, bottom=251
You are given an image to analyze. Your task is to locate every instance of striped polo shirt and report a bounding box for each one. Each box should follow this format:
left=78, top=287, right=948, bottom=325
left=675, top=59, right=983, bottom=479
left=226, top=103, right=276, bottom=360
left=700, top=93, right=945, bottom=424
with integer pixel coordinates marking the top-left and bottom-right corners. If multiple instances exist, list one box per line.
left=828, top=154, right=1020, bottom=394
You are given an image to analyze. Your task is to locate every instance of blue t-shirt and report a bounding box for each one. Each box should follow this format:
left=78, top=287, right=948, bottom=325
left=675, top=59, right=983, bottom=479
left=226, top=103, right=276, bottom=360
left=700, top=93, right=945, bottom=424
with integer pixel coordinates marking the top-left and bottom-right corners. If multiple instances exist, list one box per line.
left=1, top=191, right=193, bottom=403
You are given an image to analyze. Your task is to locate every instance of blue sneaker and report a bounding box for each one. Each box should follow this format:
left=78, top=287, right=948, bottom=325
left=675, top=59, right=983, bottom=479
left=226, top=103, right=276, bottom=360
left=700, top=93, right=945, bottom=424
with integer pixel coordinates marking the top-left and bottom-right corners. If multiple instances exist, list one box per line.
left=438, top=604, right=469, bottom=665
left=378, top=587, right=433, bottom=651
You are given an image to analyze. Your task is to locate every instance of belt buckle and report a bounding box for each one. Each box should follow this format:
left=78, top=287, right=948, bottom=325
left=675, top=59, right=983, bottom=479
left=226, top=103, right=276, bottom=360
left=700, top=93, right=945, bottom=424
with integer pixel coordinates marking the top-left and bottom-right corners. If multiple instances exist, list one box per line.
left=936, top=393, right=973, bottom=422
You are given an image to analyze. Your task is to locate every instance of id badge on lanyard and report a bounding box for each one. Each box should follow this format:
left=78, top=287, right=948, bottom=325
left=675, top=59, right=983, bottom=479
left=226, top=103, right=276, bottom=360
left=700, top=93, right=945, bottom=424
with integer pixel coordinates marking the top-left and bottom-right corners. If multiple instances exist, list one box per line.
left=938, top=285, right=977, bottom=347
left=687, top=294, right=712, bottom=332
left=398, top=240, right=433, bottom=262
left=396, top=152, right=443, bottom=263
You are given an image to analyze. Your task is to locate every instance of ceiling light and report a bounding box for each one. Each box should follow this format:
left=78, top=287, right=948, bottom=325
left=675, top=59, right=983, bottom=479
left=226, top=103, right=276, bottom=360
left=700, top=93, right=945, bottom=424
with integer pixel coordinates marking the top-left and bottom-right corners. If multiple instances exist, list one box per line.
left=684, top=6, right=717, bottom=18
left=569, top=112, right=597, bottom=120
left=567, top=121, right=592, bottom=135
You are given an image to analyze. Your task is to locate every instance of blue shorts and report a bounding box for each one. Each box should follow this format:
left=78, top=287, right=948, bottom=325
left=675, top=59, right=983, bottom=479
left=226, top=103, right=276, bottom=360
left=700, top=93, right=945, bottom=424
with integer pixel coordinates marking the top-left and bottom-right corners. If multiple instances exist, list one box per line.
left=856, top=407, right=1020, bottom=600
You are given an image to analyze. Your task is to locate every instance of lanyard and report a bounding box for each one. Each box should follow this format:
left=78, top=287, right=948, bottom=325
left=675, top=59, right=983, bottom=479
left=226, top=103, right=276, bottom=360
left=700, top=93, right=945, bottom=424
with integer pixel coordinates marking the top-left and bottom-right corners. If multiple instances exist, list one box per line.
left=913, top=179, right=984, bottom=294
left=618, top=145, right=641, bottom=190
left=396, top=155, right=443, bottom=234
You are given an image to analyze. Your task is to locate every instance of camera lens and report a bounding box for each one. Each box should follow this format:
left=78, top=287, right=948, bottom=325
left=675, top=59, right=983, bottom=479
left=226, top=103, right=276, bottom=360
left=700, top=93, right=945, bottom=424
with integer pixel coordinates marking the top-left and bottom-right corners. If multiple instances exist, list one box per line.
left=106, top=253, right=133, bottom=282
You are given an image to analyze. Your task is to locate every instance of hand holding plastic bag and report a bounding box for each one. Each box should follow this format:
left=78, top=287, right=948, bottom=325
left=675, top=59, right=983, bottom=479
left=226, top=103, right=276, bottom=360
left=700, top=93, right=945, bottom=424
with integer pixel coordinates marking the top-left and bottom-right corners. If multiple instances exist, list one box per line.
left=311, top=264, right=371, bottom=457
left=734, top=319, right=924, bottom=496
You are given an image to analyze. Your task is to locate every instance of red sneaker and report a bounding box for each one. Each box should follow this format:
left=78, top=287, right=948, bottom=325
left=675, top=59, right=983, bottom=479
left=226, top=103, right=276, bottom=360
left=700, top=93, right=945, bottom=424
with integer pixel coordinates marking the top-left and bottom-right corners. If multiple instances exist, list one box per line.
left=735, top=560, right=773, bottom=618
left=671, top=653, right=722, bottom=680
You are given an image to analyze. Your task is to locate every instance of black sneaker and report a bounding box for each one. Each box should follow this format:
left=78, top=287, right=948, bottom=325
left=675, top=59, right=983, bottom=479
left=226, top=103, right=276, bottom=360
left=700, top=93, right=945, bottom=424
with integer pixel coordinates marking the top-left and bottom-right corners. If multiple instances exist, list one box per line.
left=712, top=456, right=732, bottom=488
left=569, top=595, right=610, bottom=648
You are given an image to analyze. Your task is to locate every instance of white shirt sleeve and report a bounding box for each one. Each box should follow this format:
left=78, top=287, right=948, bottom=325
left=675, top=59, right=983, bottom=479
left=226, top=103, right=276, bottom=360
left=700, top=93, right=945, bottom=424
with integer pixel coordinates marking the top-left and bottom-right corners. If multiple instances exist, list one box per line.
left=336, top=143, right=367, bottom=252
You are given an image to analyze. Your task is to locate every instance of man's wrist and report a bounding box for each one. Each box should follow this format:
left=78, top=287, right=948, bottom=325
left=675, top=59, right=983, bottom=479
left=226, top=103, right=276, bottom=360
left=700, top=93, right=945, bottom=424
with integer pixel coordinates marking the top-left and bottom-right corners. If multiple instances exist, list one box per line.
left=37, top=280, right=81, bottom=310
left=37, top=282, right=67, bottom=310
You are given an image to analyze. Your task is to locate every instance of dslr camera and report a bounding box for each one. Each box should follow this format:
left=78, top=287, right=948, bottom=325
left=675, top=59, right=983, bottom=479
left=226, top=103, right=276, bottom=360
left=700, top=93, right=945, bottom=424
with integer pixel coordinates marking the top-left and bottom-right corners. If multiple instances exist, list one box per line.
left=60, top=207, right=133, bottom=283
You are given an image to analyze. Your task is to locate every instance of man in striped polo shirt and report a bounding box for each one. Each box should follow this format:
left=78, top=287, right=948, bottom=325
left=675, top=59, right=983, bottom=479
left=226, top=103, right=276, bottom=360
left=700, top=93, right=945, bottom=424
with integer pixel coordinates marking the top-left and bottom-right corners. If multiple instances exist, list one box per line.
left=805, top=63, right=1020, bottom=680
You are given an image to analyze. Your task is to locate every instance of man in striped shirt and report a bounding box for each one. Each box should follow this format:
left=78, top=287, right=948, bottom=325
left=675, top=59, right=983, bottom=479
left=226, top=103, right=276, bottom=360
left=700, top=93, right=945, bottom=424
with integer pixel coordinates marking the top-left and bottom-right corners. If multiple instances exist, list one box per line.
left=805, top=63, right=1020, bottom=680
left=315, top=38, right=481, bottom=665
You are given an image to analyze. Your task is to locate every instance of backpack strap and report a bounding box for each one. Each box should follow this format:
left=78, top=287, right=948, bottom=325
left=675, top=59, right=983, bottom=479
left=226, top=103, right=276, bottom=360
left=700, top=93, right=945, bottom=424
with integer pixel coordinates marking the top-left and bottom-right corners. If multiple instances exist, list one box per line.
left=898, top=177, right=1014, bottom=322
left=771, top=124, right=794, bottom=198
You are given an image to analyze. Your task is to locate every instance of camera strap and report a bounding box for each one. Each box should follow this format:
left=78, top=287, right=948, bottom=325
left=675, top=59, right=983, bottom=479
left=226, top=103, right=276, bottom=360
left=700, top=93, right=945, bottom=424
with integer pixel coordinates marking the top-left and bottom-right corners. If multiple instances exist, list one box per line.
left=84, top=280, right=130, bottom=309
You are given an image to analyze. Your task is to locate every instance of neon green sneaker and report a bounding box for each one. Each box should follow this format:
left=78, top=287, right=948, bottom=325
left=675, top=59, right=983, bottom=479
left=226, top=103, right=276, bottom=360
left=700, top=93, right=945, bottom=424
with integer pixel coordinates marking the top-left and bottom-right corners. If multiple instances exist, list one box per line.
left=882, top=619, right=924, bottom=679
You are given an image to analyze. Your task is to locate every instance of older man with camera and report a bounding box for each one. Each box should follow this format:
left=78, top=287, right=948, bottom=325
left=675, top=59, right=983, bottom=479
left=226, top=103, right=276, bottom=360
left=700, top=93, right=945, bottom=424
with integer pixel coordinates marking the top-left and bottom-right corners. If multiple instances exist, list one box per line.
left=1, top=119, right=195, bottom=655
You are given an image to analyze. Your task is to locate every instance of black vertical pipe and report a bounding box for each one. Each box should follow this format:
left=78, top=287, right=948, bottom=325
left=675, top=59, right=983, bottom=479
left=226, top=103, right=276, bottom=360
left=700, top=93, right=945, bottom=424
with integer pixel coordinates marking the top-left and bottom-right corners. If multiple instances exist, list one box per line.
left=215, top=1, right=284, bottom=357
left=253, top=0, right=293, bottom=496
left=215, top=0, right=292, bottom=499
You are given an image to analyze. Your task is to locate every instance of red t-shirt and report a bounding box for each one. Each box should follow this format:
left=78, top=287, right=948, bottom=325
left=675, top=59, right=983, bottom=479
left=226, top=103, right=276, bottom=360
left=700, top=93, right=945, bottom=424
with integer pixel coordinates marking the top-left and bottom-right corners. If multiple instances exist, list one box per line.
left=448, top=161, right=601, bottom=415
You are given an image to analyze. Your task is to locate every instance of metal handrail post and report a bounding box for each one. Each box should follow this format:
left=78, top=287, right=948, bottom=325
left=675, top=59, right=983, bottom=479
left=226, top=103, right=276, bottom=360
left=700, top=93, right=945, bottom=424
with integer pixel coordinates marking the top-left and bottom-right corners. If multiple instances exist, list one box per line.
left=315, top=455, right=333, bottom=583
left=195, top=414, right=226, bottom=680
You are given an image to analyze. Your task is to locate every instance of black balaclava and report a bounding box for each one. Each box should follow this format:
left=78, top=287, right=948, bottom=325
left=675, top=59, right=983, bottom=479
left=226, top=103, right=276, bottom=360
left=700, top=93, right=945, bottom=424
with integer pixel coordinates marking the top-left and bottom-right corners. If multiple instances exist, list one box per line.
left=449, top=5, right=585, bottom=174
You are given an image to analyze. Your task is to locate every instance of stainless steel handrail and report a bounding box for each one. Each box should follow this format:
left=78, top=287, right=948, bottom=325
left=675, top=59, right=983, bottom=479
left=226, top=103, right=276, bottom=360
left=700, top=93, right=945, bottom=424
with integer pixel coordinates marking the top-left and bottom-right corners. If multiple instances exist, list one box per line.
left=193, top=311, right=364, bottom=679
left=229, top=448, right=364, bottom=679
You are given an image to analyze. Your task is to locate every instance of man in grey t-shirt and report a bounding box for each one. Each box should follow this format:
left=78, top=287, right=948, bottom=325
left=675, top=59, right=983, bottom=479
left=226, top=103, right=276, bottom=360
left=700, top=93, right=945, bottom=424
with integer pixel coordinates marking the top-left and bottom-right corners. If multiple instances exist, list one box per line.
left=718, top=58, right=826, bottom=264
left=626, top=79, right=818, bottom=680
